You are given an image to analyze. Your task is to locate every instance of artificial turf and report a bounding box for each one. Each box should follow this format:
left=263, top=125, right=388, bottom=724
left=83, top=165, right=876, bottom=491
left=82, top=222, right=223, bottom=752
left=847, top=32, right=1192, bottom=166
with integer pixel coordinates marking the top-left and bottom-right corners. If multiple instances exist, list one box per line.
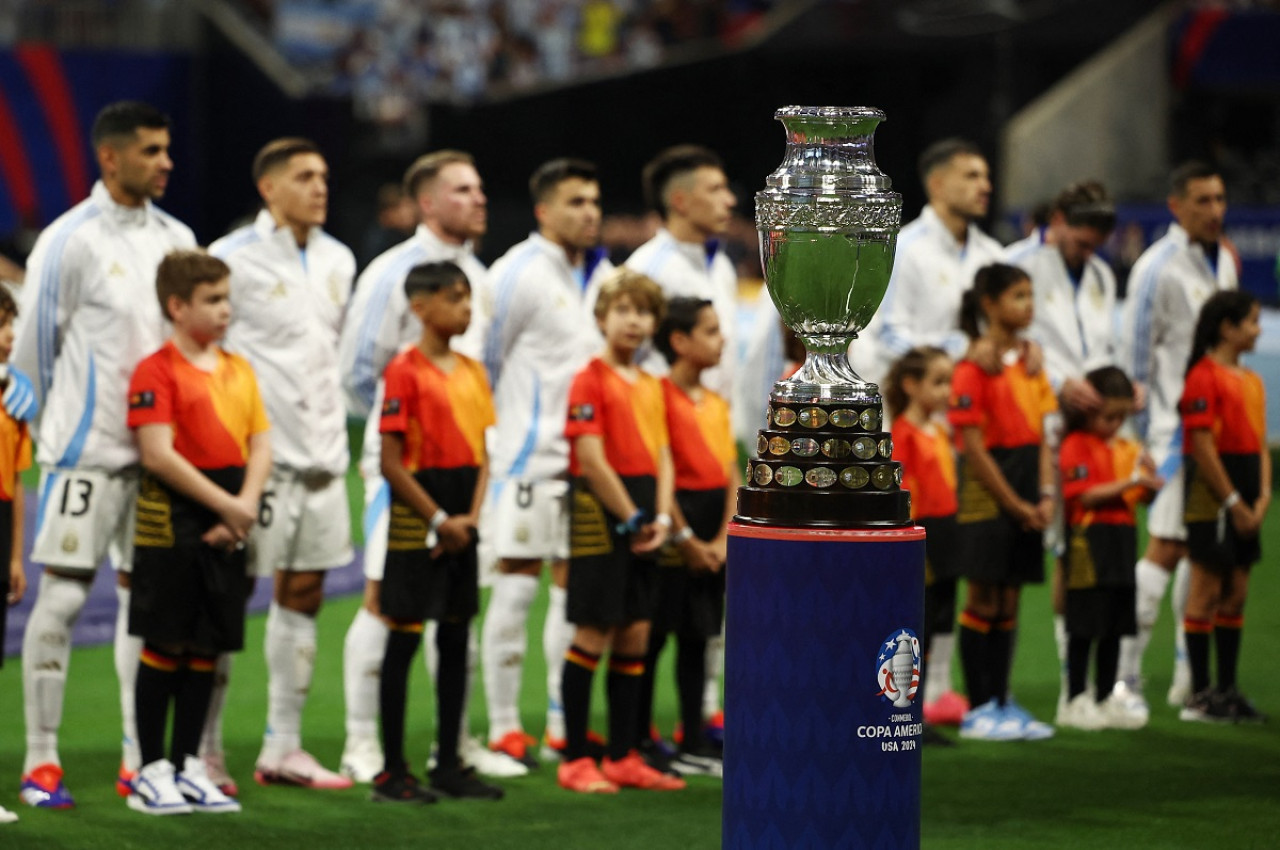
left=1, top=469, right=1278, bottom=847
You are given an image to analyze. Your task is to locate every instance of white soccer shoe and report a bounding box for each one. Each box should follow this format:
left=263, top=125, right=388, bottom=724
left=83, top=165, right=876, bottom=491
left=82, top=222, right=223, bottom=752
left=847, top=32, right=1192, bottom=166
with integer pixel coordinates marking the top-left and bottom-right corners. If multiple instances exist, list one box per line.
left=176, top=756, right=241, bottom=813
left=1056, top=693, right=1107, bottom=731
left=128, top=760, right=194, bottom=816
left=340, top=737, right=385, bottom=784
left=430, top=737, right=530, bottom=779
left=1101, top=680, right=1149, bottom=729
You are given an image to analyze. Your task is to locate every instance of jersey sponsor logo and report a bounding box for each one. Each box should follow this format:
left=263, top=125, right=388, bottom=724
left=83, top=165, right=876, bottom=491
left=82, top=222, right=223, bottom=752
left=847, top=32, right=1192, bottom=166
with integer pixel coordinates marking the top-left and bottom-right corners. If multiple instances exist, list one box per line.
left=1069, top=463, right=1088, bottom=482
left=382, top=397, right=402, bottom=417
left=569, top=403, right=595, bottom=422
left=951, top=394, right=972, bottom=411
left=270, top=280, right=288, bottom=299
left=108, top=261, right=125, bottom=277
left=129, top=390, right=155, bottom=410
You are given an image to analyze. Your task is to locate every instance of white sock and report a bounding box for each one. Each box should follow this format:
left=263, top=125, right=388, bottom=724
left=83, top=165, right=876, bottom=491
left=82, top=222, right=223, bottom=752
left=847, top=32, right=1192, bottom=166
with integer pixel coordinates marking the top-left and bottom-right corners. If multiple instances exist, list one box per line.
left=926, top=632, right=957, bottom=697
left=261, top=602, right=316, bottom=760
left=113, top=585, right=143, bottom=772
left=199, top=654, right=233, bottom=758
left=462, top=623, right=480, bottom=745
left=1053, top=615, right=1068, bottom=697
left=1118, top=559, right=1172, bottom=682
left=542, top=585, right=573, bottom=741
left=704, top=632, right=725, bottom=719
left=1171, top=557, right=1190, bottom=670
left=342, top=607, right=387, bottom=742
left=481, top=572, right=537, bottom=741
left=22, top=573, right=89, bottom=773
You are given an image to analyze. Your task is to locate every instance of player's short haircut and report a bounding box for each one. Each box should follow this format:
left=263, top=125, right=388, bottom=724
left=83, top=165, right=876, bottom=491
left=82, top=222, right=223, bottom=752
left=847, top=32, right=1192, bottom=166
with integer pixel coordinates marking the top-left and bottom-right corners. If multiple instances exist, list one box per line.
left=403, top=150, right=475, bottom=198
left=642, top=145, right=724, bottom=218
left=155, top=250, right=230, bottom=321
left=91, top=101, right=171, bottom=148
left=530, top=158, right=597, bottom=205
left=1052, top=180, right=1116, bottom=234
left=404, top=261, right=469, bottom=299
left=252, top=137, right=323, bottom=182
left=654, top=296, right=713, bottom=364
left=1169, top=160, right=1222, bottom=198
left=593, top=268, right=666, bottom=324
left=917, top=138, right=984, bottom=185
left=0, top=286, right=17, bottom=323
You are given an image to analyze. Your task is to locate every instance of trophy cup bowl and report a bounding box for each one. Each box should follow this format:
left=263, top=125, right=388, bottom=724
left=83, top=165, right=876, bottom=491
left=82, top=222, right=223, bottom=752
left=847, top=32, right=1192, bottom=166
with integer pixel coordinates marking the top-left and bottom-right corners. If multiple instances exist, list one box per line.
left=738, top=106, right=911, bottom=527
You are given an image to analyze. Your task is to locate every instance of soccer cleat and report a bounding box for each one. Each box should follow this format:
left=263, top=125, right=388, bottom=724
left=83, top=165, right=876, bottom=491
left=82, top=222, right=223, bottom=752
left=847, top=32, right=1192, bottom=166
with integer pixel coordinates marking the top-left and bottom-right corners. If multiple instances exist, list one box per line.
left=540, top=732, right=567, bottom=763
left=176, top=756, right=241, bottom=813
left=340, top=736, right=385, bottom=784
left=201, top=752, right=238, bottom=797
left=1098, top=685, right=1148, bottom=730
left=648, top=725, right=678, bottom=758
left=255, top=749, right=353, bottom=790
left=703, top=710, right=725, bottom=746
left=454, top=736, right=529, bottom=778
left=1217, top=687, right=1267, bottom=724
left=636, top=738, right=678, bottom=776
left=370, top=771, right=438, bottom=804
left=601, top=751, right=687, bottom=791
left=127, top=760, right=193, bottom=816
left=1167, top=657, right=1192, bottom=707
left=19, top=763, right=75, bottom=809
left=0, top=803, right=17, bottom=824
left=489, top=730, right=538, bottom=769
left=556, top=757, right=619, bottom=794
left=958, top=700, right=1022, bottom=741
left=116, top=762, right=136, bottom=797
left=428, top=765, right=504, bottom=800
left=1003, top=698, right=1055, bottom=740
left=671, top=745, right=725, bottom=777
left=1055, top=693, right=1107, bottom=731
left=922, top=690, right=970, bottom=727
left=1179, top=689, right=1233, bottom=724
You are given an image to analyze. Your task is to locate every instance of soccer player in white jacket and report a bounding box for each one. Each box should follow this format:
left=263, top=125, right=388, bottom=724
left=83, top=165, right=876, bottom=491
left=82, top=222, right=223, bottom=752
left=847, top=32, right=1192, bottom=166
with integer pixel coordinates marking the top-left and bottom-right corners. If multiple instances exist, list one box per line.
left=1119, top=162, right=1236, bottom=710
left=625, top=145, right=737, bottom=748
left=13, top=101, right=196, bottom=809
left=481, top=159, right=611, bottom=766
left=208, top=138, right=356, bottom=792
left=337, top=151, right=525, bottom=782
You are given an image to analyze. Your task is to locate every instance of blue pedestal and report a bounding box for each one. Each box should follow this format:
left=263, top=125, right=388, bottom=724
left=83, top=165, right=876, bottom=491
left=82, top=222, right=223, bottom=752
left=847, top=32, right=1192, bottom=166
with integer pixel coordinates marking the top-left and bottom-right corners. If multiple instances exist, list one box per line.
left=723, top=523, right=925, bottom=850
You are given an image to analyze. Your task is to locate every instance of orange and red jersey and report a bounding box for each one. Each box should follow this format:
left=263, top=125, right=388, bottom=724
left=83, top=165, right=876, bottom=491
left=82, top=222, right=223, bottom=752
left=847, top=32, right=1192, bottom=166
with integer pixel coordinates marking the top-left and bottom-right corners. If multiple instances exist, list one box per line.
left=380, top=347, right=494, bottom=472
left=1060, top=432, right=1144, bottom=527
left=566, top=358, right=668, bottom=478
left=948, top=358, right=1057, bottom=450
left=1180, top=357, right=1265, bottom=455
left=0, top=406, right=32, bottom=501
left=128, top=341, right=269, bottom=469
left=892, top=415, right=957, bottom=520
left=662, top=378, right=732, bottom=492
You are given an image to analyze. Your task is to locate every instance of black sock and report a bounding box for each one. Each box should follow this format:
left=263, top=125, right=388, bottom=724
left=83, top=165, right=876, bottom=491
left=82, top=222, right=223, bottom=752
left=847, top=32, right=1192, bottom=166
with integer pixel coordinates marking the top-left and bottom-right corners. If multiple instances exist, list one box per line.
left=170, top=654, right=216, bottom=766
left=675, top=634, right=707, bottom=752
left=562, top=645, right=600, bottom=761
left=433, top=621, right=468, bottom=771
left=135, top=645, right=181, bottom=767
left=989, top=618, right=1015, bottom=706
left=1094, top=636, right=1119, bottom=701
left=957, top=610, right=992, bottom=708
left=1214, top=616, right=1243, bottom=691
left=606, top=653, right=645, bottom=761
left=1185, top=618, right=1213, bottom=695
left=635, top=631, right=666, bottom=746
left=1066, top=636, right=1091, bottom=700
left=380, top=625, right=422, bottom=776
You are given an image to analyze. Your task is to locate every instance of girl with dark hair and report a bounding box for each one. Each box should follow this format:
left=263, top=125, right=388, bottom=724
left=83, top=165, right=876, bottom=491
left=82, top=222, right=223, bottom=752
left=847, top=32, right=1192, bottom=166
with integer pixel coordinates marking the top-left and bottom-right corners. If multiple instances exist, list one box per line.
left=1056, top=366, right=1162, bottom=730
left=950, top=264, right=1058, bottom=741
left=1177, top=290, right=1269, bottom=723
left=887, top=347, right=967, bottom=734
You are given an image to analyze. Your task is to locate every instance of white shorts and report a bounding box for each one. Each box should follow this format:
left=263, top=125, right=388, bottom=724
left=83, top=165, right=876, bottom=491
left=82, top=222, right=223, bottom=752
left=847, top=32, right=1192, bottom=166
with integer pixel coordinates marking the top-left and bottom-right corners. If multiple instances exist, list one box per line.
left=1042, top=412, right=1065, bottom=557
left=31, top=467, right=138, bottom=573
left=485, top=477, right=570, bottom=562
left=1146, top=464, right=1187, bottom=542
left=247, top=467, right=353, bottom=578
left=361, top=476, right=391, bottom=582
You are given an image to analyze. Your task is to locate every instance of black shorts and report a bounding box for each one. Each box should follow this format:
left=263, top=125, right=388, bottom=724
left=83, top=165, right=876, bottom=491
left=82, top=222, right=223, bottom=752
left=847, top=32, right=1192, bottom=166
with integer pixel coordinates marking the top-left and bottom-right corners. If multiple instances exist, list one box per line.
left=1064, top=522, right=1136, bottom=590
left=567, top=475, right=657, bottom=629
left=919, top=515, right=959, bottom=587
left=955, top=447, right=1044, bottom=586
left=380, top=467, right=479, bottom=623
left=1185, top=453, right=1262, bottom=573
left=652, top=488, right=726, bottom=638
left=129, top=469, right=252, bottom=652
left=1066, top=586, right=1137, bottom=639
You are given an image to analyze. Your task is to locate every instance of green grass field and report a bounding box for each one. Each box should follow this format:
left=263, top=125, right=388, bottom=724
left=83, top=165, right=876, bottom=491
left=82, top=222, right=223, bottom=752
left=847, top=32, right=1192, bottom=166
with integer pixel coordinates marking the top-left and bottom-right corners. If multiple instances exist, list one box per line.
left=2, top=469, right=1279, bottom=847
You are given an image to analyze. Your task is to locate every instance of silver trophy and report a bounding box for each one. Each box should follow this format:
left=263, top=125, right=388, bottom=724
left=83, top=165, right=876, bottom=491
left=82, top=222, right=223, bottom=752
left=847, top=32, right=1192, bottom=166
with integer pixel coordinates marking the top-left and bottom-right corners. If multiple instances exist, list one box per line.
left=739, top=106, right=909, bottom=527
